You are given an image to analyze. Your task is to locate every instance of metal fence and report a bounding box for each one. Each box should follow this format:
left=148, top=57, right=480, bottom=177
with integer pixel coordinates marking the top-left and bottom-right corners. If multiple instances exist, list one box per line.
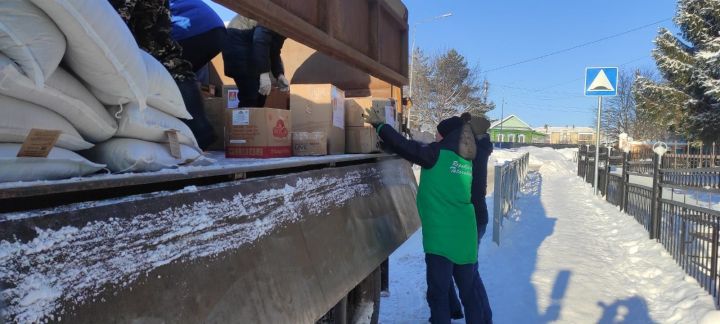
left=577, top=148, right=720, bottom=306
left=492, top=153, right=530, bottom=245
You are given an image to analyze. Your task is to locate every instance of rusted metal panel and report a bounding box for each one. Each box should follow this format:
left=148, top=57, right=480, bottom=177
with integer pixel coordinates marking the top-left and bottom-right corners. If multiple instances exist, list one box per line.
left=214, top=0, right=408, bottom=87
left=270, top=0, right=320, bottom=26
left=0, top=159, right=420, bottom=323
left=329, top=0, right=370, bottom=56
left=378, top=9, right=404, bottom=73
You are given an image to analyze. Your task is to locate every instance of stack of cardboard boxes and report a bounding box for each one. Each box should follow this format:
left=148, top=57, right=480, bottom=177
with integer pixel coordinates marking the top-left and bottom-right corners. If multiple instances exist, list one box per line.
left=344, top=97, right=396, bottom=153
left=289, top=84, right=345, bottom=156
left=202, top=52, right=394, bottom=158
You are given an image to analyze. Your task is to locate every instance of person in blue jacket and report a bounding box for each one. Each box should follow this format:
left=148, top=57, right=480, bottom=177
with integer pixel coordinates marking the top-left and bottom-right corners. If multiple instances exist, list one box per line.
left=437, top=115, right=494, bottom=322
left=366, top=112, right=491, bottom=324
left=170, top=0, right=227, bottom=73
left=223, top=15, right=288, bottom=108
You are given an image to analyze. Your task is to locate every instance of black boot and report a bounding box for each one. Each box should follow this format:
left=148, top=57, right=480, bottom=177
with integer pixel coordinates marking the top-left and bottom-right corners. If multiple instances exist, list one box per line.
left=176, top=78, right=217, bottom=150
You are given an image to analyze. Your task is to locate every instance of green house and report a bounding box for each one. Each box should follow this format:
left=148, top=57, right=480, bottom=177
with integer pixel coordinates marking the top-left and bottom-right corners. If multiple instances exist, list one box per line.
left=488, top=115, right=546, bottom=143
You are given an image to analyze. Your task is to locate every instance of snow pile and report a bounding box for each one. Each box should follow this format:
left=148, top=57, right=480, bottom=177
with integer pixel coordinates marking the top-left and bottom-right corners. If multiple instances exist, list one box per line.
left=381, top=147, right=716, bottom=323
left=0, top=169, right=376, bottom=322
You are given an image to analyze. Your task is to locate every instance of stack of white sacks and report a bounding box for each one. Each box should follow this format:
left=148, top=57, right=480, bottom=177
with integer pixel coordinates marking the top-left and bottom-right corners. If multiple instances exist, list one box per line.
left=0, top=0, right=210, bottom=183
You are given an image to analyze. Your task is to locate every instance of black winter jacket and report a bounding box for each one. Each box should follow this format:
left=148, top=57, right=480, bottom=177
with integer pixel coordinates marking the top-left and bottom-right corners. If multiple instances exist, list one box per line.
left=472, top=134, right=494, bottom=225
left=378, top=125, right=493, bottom=227
left=223, top=26, right=286, bottom=79
left=377, top=124, right=476, bottom=169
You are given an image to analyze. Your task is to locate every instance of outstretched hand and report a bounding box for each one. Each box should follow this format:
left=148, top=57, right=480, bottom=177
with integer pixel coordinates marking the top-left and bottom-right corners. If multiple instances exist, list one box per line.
left=363, top=107, right=384, bottom=128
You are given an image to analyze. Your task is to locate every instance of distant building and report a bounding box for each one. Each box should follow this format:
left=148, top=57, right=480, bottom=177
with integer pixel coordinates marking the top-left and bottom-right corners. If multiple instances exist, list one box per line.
left=488, top=115, right=546, bottom=144
left=534, top=125, right=596, bottom=145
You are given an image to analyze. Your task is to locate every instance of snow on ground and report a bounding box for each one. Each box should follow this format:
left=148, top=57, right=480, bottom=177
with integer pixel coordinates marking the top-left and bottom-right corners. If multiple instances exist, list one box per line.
left=380, top=146, right=717, bottom=323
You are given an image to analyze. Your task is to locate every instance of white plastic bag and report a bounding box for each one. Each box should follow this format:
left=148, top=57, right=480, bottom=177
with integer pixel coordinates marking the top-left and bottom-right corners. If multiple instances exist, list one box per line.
left=142, top=51, right=191, bottom=119
left=108, top=103, right=198, bottom=148
left=0, top=143, right=104, bottom=182
left=0, top=0, right=66, bottom=87
left=83, top=138, right=210, bottom=173
left=29, top=0, right=148, bottom=108
left=0, top=95, right=93, bottom=151
left=0, top=54, right=118, bottom=143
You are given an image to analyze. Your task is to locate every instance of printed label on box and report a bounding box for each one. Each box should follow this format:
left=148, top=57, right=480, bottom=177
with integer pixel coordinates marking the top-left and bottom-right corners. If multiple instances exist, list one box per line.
left=227, top=89, right=239, bottom=108
left=331, top=87, right=345, bottom=129
left=385, top=105, right=396, bottom=128
left=232, top=109, right=250, bottom=126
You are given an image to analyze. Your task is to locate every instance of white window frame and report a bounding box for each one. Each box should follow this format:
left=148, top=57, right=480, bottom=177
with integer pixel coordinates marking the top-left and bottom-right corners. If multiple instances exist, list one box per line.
left=508, top=134, right=516, bottom=143
left=497, top=134, right=504, bottom=142
left=518, top=134, right=526, bottom=143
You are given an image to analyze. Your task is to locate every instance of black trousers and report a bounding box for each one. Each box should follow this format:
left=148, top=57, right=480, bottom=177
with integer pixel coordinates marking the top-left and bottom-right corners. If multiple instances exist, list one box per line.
left=178, top=27, right=227, bottom=73
left=233, top=76, right=266, bottom=108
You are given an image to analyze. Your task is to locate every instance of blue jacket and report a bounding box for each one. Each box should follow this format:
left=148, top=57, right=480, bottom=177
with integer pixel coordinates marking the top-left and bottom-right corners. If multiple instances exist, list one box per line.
left=170, top=0, right=225, bottom=41
left=472, top=134, right=494, bottom=226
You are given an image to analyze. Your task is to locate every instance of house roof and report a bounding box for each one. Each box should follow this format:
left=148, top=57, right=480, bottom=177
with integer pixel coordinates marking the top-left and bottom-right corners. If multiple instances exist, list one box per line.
left=489, top=115, right=533, bottom=131
left=534, top=126, right=596, bottom=134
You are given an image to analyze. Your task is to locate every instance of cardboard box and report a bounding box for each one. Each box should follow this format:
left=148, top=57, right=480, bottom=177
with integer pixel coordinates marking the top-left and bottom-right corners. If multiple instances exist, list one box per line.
left=292, top=132, right=327, bottom=156
left=264, top=88, right=290, bottom=110
left=346, top=125, right=381, bottom=154
left=290, top=84, right=346, bottom=155
left=225, top=108, right=291, bottom=158
left=203, top=97, right=226, bottom=151
left=345, top=97, right=396, bottom=127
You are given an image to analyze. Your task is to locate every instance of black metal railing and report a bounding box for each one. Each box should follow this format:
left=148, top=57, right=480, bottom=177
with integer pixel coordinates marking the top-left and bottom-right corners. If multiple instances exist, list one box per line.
left=625, top=183, right=653, bottom=232
left=576, top=146, right=720, bottom=306
left=606, top=174, right=624, bottom=207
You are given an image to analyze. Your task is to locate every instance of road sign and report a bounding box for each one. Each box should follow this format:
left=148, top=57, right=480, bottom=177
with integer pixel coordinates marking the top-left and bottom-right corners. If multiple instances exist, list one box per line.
left=585, top=67, right=618, bottom=96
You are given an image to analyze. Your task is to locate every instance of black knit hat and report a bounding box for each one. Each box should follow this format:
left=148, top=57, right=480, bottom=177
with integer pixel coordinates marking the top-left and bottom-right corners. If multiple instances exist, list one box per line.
left=437, top=113, right=472, bottom=137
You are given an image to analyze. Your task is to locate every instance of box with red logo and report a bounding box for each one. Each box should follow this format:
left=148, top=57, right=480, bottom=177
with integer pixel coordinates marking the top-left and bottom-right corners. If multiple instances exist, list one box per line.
left=225, top=108, right=291, bottom=158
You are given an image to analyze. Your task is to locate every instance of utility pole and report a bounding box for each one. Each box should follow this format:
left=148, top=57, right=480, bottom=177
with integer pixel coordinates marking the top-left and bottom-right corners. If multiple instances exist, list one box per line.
left=499, top=98, right=505, bottom=149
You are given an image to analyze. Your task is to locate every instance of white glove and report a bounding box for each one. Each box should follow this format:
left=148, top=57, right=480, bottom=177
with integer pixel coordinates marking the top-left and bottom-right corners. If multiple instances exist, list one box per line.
left=277, top=74, right=290, bottom=92
left=258, top=72, right=272, bottom=96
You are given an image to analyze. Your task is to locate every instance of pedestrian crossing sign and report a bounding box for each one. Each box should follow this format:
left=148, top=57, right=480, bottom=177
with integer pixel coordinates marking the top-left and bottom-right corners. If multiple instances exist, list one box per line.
left=585, top=67, right=618, bottom=96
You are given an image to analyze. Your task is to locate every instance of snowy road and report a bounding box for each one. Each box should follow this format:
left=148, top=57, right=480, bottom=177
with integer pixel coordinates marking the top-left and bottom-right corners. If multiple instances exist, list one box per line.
left=379, top=147, right=717, bottom=323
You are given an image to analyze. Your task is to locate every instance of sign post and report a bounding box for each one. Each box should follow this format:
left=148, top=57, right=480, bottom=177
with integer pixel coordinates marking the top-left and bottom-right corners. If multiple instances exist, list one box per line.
left=585, top=67, right=618, bottom=196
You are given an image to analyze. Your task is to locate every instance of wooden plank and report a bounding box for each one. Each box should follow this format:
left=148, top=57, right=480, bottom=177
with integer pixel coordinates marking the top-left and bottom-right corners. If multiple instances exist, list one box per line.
left=214, top=0, right=408, bottom=86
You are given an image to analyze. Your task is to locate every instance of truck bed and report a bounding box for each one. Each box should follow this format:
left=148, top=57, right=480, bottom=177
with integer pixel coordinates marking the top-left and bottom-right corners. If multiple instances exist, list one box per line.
left=0, top=155, right=420, bottom=323
left=1, top=152, right=388, bottom=213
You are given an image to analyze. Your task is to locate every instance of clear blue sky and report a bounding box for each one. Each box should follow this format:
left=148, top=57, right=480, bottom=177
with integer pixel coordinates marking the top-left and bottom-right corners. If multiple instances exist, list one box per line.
left=203, top=0, right=678, bottom=128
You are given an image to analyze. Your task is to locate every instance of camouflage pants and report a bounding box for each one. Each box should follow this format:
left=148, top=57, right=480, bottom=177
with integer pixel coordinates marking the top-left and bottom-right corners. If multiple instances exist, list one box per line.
left=108, top=0, right=195, bottom=81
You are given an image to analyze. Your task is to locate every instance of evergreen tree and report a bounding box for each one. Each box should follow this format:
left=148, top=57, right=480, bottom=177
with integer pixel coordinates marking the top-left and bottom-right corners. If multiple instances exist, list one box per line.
left=410, top=49, right=494, bottom=132
left=635, top=0, right=720, bottom=143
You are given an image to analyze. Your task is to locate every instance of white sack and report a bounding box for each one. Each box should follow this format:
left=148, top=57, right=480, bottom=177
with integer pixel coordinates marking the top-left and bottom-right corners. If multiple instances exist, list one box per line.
left=141, top=51, right=191, bottom=119
left=29, top=0, right=148, bottom=108
left=0, top=54, right=117, bottom=142
left=0, top=95, right=93, bottom=151
left=83, top=138, right=210, bottom=173
left=0, top=0, right=66, bottom=87
left=0, top=143, right=104, bottom=182
left=108, top=103, right=198, bottom=148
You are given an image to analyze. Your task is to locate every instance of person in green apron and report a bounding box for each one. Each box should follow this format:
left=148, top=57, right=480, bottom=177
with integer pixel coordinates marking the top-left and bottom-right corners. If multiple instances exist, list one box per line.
left=366, top=113, right=492, bottom=324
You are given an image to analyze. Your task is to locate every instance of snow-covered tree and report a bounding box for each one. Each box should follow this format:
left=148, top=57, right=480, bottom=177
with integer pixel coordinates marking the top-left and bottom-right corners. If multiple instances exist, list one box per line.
left=410, top=49, right=494, bottom=132
left=634, top=0, right=720, bottom=142
left=635, top=0, right=720, bottom=143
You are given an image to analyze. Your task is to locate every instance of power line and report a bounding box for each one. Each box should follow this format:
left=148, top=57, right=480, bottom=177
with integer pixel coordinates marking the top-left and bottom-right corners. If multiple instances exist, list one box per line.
left=484, top=18, right=671, bottom=73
